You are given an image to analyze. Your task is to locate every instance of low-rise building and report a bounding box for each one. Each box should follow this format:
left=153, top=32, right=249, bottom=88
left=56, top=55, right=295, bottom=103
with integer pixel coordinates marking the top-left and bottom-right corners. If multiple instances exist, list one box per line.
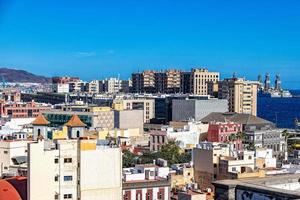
left=114, top=110, right=144, bottom=135
left=149, top=130, right=168, bottom=151
left=166, top=121, right=208, bottom=149
left=178, top=190, right=206, bottom=200
left=207, top=122, right=243, bottom=151
left=122, top=164, right=171, bottom=200
left=0, top=101, right=51, bottom=118
left=213, top=174, right=300, bottom=200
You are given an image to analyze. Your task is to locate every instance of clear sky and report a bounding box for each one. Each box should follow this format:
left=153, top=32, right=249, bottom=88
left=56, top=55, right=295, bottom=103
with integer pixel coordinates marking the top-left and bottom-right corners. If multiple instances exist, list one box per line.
left=0, top=0, right=300, bottom=88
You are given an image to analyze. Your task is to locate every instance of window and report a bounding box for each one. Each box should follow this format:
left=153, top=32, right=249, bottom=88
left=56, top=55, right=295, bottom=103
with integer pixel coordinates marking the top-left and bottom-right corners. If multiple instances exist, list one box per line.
left=214, top=164, right=217, bottom=168
left=54, top=194, right=59, bottom=200
left=232, top=167, right=236, bottom=172
left=3, top=167, right=7, bottom=170
left=248, top=156, right=252, bottom=160
left=63, top=194, right=72, bottom=199
left=64, top=176, right=73, bottom=181
left=54, top=176, right=58, bottom=182
left=3, top=151, right=8, bottom=154
left=54, top=158, right=59, bottom=164
left=64, top=158, right=72, bottom=163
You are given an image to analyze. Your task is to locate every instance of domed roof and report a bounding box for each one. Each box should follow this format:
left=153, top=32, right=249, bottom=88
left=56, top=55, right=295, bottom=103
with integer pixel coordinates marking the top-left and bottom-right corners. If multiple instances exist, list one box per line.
left=0, top=179, right=22, bottom=200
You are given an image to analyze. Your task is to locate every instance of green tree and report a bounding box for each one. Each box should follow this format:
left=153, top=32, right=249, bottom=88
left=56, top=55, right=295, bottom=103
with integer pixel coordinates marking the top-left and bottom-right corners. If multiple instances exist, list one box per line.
left=123, top=150, right=136, bottom=168
left=159, top=140, right=182, bottom=166
left=237, top=132, right=246, bottom=143
left=228, top=133, right=237, bottom=142
left=246, top=142, right=256, bottom=151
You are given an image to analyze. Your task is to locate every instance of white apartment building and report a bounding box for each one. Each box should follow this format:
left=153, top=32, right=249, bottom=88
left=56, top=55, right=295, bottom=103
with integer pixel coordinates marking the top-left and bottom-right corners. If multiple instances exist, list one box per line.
left=87, top=80, right=99, bottom=94
left=166, top=121, right=209, bottom=149
left=53, top=83, right=69, bottom=93
left=28, top=139, right=122, bottom=200
left=0, top=140, right=30, bottom=176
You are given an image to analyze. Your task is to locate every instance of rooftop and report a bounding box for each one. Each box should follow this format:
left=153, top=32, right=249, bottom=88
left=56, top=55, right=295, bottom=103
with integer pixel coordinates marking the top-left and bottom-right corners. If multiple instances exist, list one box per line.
left=201, top=112, right=274, bottom=126
left=64, top=115, right=86, bottom=127
left=31, top=114, right=50, bottom=126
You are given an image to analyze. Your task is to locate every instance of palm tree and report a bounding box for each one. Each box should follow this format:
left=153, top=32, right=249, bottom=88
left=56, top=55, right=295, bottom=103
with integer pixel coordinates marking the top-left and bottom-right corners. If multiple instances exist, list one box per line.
left=228, top=133, right=237, bottom=142
left=236, top=132, right=246, bottom=143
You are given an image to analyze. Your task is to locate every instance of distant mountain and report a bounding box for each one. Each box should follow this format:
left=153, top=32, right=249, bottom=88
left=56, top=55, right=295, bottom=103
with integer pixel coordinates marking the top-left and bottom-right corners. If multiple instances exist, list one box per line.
left=0, top=68, right=51, bottom=83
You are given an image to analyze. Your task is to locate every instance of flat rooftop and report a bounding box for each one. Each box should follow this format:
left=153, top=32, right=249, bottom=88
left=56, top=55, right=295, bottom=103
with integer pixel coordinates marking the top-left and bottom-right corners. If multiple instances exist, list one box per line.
left=213, top=174, right=300, bottom=198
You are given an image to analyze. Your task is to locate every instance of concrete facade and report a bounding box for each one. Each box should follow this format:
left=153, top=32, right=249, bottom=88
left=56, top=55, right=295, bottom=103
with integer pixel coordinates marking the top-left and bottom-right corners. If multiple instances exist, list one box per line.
left=28, top=139, right=122, bottom=200
left=172, top=99, right=228, bottom=122
left=218, top=78, right=259, bottom=116
left=114, top=110, right=144, bottom=134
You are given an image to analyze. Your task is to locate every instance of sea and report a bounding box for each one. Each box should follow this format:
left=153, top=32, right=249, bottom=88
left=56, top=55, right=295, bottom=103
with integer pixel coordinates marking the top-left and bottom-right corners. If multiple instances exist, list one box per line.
left=257, top=90, right=300, bottom=129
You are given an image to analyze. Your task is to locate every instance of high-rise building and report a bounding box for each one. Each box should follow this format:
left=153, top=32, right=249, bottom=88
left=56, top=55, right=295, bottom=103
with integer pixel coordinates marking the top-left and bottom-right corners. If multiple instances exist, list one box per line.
left=52, top=77, right=80, bottom=94
left=142, top=70, right=156, bottom=93
left=87, top=80, right=99, bottom=94
left=166, top=69, right=181, bottom=93
left=131, top=73, right=143, bottom=93
left=218, top=78, right=259, bottom=116
left=104, top=78, right=129, bottom=94
left=180, top=72, right=191, bottom=94
left=155, top=71, right=167, bottom=93
left=191, top=68, right=220, bottom=95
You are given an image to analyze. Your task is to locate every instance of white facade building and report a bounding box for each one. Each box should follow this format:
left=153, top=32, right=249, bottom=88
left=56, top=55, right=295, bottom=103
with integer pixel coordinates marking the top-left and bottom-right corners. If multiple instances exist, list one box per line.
left=53, top=83, right=69, bottom=93
left=0, top=140, right=30, bottom=176
left=166, top=121, right=208, bottom=149
left=28, top=139, right=122, bottom=200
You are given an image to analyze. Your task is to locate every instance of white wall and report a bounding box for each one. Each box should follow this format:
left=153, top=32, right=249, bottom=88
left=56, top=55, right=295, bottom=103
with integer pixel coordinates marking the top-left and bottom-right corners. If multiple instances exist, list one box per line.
left=0, top=140, right=29, bottom=175
left=80, top=147, right=122, bottom=200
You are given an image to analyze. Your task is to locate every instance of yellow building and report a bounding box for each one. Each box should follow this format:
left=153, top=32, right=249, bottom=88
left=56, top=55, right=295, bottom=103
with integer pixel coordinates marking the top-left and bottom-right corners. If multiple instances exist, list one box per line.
left=98, top=128, right=140, bottom=140
left=191, top=68, right=220, bottom=95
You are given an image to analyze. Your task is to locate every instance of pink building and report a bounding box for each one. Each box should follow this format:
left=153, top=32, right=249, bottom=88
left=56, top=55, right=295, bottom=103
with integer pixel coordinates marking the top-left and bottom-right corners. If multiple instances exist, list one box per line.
left=149, top=131, right=168, bottom=151
left=0, top=101, right=51, bottom=118
left=207, top=122, right=243, bottom=151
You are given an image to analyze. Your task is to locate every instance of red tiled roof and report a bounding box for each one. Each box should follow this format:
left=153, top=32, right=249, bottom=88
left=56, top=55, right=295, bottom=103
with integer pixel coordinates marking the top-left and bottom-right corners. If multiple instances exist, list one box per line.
left=32, top=114, right=50, bottom=126
left=64, top=115, right=86, bottom=127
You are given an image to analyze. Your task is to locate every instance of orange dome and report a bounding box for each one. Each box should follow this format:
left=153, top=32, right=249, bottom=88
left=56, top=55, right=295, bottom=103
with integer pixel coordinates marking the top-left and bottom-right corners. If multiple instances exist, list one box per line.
left=0, top=179, right=22, bottom=200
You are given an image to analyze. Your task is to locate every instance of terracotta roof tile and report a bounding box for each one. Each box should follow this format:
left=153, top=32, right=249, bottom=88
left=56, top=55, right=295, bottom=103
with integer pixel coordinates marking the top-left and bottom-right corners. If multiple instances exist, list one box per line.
left=32, top=114, right=50, bottom=126
left=64, top=115, right=86, bottom=127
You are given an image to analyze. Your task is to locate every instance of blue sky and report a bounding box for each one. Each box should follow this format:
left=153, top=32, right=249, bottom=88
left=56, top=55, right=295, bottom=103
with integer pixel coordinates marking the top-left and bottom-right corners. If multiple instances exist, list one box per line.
left=0, top=0, right=300, bottom=88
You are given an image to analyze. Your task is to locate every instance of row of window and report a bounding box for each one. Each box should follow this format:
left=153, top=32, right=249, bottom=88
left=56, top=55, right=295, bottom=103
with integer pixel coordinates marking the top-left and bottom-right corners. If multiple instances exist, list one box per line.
left=54, top=158, right=72, bottom=164
left=54, top=175, right=73, bottom=182
left=55, top=194, right=72, bottom=199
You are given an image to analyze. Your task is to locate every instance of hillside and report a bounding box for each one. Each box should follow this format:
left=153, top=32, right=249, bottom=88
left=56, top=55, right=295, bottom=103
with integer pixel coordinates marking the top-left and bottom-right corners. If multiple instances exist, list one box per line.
left=0, top=68, right=51, bottom=83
